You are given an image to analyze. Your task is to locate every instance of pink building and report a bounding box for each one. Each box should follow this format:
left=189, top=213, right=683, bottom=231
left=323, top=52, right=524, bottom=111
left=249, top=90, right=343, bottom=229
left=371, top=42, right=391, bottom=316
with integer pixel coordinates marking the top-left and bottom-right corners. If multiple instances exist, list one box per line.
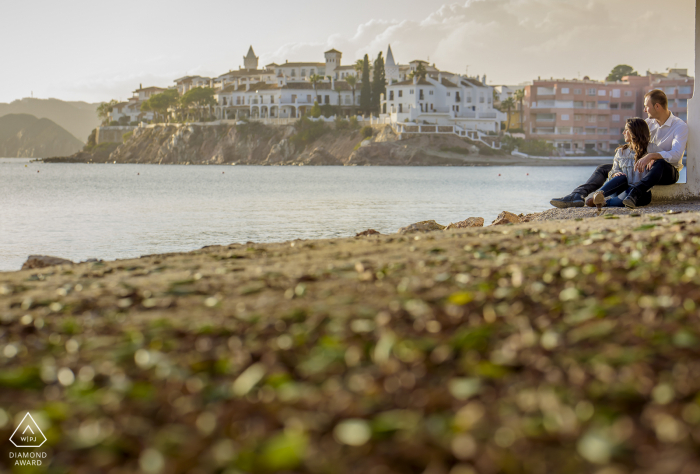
left=523, top=69, right=694, bottom=154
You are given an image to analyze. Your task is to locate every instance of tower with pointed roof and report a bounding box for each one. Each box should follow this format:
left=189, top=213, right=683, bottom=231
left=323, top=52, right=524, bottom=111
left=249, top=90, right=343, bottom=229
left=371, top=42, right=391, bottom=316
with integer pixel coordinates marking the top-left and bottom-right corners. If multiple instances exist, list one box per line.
left=244, top=46, right=259, bottom=71
left=384, top=45, right=400, bottom=84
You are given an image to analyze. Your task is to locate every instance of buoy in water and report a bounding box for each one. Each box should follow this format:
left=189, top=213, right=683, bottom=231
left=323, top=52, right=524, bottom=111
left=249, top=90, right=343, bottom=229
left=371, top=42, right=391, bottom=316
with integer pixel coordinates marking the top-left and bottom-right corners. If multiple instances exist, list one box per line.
left=498, top=173, right=501, bottom=176
left=37, top=170, right=40, bottom=173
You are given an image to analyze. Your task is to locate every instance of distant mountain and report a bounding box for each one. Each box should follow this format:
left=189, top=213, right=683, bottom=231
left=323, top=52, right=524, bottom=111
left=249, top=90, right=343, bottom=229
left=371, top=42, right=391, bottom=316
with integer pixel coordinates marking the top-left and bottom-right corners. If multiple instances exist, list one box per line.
left=0, top=98, right=101, bottom=144
left=0, top=114, right=85, bottom=158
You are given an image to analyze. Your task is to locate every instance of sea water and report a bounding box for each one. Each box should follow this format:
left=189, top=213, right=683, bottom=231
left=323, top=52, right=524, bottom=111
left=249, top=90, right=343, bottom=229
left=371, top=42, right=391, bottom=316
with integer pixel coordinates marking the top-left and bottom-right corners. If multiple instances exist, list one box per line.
left=3, top=158, right=680, bottom=271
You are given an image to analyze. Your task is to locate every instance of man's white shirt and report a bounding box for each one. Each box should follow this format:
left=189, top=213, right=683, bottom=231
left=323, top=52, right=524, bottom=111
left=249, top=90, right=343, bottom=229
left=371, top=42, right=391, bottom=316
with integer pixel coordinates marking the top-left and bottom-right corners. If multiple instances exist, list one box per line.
left=646, top=112, right=688, bottom=171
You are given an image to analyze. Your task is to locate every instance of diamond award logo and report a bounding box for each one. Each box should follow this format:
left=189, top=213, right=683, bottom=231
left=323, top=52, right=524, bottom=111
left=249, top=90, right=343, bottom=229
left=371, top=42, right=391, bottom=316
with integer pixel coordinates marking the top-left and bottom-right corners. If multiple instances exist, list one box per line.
left=9, top=413, right=47, bottom=448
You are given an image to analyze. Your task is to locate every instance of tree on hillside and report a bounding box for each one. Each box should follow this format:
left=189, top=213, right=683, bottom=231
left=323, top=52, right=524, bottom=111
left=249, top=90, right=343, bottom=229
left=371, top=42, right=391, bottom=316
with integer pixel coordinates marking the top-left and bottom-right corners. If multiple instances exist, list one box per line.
left=309, top=74, right=323, bottom=103
left=180, top=87, right=216, bottom=121
left=500, top=97, right=516, bottom=132
left=360, top=54, right=371, bottom=115
left=345, top=75, right=358, bottom=116
left=97, top=100, right=119, bottom=125
left=607, top=64, right=638, bottom=82
left=513, top=89, right=525, bottom=129
left=141, top=89, right=179, bottom=123
left=408, top=62, right=427, bottom=81
left=371, top=52, right=386, bottom=114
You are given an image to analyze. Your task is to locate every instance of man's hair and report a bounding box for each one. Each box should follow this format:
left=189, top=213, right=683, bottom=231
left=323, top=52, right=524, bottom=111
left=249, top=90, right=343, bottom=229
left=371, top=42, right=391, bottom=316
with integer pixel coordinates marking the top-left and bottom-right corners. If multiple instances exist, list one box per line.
left=645, top=89, right=668, bottom=109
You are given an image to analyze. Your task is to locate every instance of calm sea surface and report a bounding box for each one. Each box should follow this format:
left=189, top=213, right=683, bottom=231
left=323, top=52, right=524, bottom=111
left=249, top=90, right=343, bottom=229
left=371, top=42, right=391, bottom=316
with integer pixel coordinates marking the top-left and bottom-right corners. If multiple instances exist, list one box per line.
left=3, top=157, right=670, bottom=272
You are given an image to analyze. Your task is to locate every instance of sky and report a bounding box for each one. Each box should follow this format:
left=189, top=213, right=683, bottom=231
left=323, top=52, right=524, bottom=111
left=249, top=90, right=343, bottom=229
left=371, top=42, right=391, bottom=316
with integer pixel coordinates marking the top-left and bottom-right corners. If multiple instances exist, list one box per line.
left=1, top=0, right=695, bottom=104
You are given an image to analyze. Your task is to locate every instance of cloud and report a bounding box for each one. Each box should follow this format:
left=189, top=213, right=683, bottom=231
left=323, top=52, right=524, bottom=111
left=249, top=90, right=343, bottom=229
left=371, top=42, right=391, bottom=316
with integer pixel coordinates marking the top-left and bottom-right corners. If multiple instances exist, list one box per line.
left=260, top=0, right=694, bottom=85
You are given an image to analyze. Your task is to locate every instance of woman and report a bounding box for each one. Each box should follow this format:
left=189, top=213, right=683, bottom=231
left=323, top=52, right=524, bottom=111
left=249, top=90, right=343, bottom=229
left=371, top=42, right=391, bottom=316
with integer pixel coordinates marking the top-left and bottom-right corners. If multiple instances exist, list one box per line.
left=587, top=118, right=660, bottom=208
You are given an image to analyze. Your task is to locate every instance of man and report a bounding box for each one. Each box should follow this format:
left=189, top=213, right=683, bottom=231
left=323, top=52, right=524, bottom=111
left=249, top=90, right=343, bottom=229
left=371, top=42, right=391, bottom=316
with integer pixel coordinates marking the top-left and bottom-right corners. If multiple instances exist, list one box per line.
left=550, top=89, right=688, bottom=208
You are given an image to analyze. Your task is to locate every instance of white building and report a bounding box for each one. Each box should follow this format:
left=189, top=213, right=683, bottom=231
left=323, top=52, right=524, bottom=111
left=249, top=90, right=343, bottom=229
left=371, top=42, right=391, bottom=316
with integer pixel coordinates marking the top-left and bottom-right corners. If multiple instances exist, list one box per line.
left=214, top=76, right=360, bottom=120
left=108, top=85, right=166, bottom=124
left=380, top=47, right=503, bottom=132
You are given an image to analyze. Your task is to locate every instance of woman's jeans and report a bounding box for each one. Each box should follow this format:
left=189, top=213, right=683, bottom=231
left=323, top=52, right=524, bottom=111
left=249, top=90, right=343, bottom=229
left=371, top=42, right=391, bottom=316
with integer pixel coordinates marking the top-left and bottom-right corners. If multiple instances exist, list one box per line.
left=599, top=175, right=652, bottom=207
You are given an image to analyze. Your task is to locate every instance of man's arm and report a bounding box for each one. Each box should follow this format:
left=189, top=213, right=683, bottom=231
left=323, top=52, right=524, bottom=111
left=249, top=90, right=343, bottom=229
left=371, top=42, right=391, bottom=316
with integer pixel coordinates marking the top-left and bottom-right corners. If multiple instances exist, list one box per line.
left=658, top=121, right=689, bottom=165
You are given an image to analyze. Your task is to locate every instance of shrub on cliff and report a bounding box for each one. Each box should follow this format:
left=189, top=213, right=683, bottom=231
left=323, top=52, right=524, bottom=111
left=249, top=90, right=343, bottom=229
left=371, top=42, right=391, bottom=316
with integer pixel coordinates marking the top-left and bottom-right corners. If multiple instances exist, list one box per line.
left=518, top=138, right=555, bottom=156
left=309, top=101, right=322, bottom=118
left=122, top=131, right=134, bottom=143
left=361, top=125, right=373, bottom=139
left=290, top=116, right=328, bottom=150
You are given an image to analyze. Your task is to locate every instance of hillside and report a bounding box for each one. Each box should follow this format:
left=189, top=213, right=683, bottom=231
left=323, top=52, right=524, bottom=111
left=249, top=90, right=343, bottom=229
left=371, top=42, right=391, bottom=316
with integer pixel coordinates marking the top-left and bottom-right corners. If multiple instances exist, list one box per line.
left=0, top=114, right=85, bottom=158
left=0, top=97, right=100, bottom=143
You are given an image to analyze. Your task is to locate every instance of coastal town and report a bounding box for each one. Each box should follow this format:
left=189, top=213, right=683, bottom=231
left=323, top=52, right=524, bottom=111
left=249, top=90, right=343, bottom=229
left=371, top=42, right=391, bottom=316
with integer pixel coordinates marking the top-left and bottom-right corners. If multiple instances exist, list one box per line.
left=103, top=45, right=694, bottom=156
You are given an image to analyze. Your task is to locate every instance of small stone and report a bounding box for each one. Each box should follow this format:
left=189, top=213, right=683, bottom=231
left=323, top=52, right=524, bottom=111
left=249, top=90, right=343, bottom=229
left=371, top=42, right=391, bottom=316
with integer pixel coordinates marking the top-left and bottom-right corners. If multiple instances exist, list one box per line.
left=21, top=255, right=74, bottom=270
left=445, top=217, right=484, bottom=230
left=398, top=220, right=445, bottom=234
left=356, top=229, right=380, bottom=237
left=491, top=211, right=520, bottom=226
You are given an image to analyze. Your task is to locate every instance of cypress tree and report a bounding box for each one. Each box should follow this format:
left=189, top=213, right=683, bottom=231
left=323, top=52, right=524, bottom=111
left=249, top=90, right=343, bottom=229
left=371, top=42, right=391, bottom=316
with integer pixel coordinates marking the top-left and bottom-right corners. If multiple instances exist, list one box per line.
left=371, top=52, right=386, bottom=114
left=360, top=54, right=371, bottom=115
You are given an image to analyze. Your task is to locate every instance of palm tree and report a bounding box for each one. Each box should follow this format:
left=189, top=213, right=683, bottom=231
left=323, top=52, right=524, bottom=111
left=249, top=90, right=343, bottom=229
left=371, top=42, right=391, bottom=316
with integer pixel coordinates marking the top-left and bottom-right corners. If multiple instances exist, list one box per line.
left=309, top=74, right=323, bottom=103
left=407, top=62, right=427, bottom=81
left=345, top=75, right=357, bottom=115
left=354, top=59, right=364, bottom=74
left=501, top=97, right=516, bottom=132
left=513, top=89, right=525, bottom=130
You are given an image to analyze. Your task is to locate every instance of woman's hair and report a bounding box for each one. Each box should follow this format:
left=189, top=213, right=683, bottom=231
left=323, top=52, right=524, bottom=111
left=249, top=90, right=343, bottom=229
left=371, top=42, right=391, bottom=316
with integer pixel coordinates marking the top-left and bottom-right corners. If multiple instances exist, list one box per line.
left=616, top=117, right=650, bottom=162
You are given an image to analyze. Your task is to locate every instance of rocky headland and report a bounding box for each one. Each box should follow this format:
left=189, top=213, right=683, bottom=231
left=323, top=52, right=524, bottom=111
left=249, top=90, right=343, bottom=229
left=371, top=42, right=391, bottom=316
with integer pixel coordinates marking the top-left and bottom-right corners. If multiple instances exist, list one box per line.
left=45, top=120, right=613, bottom=167
left=2, top=205, right=700, bottom=473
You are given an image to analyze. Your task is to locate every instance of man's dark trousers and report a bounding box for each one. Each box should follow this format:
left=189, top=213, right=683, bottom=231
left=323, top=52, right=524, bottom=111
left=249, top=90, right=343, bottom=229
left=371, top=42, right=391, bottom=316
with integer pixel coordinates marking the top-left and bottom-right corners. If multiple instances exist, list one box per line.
left=572, top=164, right=613, bottom=197
left=631, top=159, right=680, bottom=194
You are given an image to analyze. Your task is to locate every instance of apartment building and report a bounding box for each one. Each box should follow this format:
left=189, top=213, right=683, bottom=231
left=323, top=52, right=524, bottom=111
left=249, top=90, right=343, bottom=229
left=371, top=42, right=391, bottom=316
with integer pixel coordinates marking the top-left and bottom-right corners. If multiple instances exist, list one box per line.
left=523, top=69, right=694, bottom=154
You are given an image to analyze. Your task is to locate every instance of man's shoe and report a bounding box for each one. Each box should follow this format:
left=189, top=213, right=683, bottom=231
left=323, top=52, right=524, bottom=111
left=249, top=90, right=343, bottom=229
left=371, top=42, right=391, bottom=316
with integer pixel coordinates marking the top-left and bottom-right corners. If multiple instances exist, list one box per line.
left=622, top=189, right=640, bottom=209
left=591, top=191, right=606, bottom=208
left=550, top=193, right=585, bottom=208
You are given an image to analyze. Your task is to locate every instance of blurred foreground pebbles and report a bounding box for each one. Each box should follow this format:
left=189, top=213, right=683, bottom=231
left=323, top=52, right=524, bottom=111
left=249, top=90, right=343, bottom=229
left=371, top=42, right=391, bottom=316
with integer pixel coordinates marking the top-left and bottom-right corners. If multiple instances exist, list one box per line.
left=2, top=210, right=700, bottom=473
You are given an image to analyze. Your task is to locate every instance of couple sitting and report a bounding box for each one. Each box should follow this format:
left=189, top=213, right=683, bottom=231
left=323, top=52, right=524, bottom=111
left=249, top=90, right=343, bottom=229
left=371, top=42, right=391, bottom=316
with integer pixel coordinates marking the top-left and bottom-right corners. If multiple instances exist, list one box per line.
left=551, top=89, right=688, bottom=209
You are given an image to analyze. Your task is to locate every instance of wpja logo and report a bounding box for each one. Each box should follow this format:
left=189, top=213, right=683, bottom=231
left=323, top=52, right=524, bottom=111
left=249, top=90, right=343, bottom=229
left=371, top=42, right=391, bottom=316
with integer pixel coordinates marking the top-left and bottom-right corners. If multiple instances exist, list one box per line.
left=8, top=413, right=48, bottom=467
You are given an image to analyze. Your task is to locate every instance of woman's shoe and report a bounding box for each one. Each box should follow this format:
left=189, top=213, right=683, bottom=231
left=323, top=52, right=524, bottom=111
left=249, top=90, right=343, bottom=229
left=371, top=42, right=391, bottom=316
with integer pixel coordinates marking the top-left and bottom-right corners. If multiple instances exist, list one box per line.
left=591, top=191, right=606, bottom=208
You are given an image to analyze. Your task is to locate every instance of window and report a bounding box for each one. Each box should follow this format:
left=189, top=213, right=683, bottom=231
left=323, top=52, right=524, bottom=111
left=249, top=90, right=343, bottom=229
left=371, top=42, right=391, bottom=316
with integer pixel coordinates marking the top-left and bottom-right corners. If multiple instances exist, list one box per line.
left=597, top=90, right=606, bottom=97
left=419, top=89, right=424, bottom=100
left=301, top=69, right=306, bottom=77
left=561, top=87, right=570, bottom=94
left=389, top=91, right=394, bottom=100
left=410, top=89, right=414, bottom=95
left=624, top=90, right=633, bottom=97
left=597, top=128, right=608, bottom=134
left=679, top=99, right=688, bottom=107
left=574, top=114, right=583, bottom=121
left=430, top=90, right=434, bottom=95
left=561, top=114, right=570, bottom=120
left=480, top=96, right=485, bottom=103
left=537, top=87, right=555, bottom=95
left=574, top=88, right=582, bottom=95
left=574, top=127, right=584, bottom=134
left=574, top=101, right=584, bottom=108
left=610, top=103, right=619, bottom=109
left=398, top=104, right=403, bottom=113
left=291, top=69, right=296, bottom=77
left=588, top=115, right=597, bottom=123
left=680, top=86, right=692, bottom=94
left=456, top=92, right=461, bottom=102
left=597, top=101, right=609, bottom=109
left=310, top=69, right=315, bottom=75
left=307, top=95, right=312, bottom=102
left=598, top=115, right=606, bottom=122
left=586, top=127, right=596, bottom=134
left=536, top=113, right=556, bottom=121
left=466, top=95, right=472, bottom=103
left=665, top=87, right=676, bottom=95
left=587, top=88, right=596, bottom=95
left=324, top=95, right=330, bottom=104
left=621, top=103, right=634, bottom=109
left=586, top=101, right=595, bottom=108
left=680, top=112, right=688, bottom=121
left=398, top=90, right=403, bottom=98
left=558, top=127, right=571, bottom=134
left=612, top=114, right=620, bottom=122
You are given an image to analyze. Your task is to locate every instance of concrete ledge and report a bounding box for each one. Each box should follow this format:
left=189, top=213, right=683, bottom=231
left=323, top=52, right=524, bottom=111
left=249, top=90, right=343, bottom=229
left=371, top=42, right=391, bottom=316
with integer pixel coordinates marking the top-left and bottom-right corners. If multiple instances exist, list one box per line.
left=651, top=183, right=700, bottom=202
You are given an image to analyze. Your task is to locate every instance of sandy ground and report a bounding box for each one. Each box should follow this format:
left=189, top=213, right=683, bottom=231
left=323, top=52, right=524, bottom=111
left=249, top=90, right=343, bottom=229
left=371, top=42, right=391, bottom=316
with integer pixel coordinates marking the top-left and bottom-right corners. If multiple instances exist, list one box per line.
left=1, top=208, right=700, bottom=473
